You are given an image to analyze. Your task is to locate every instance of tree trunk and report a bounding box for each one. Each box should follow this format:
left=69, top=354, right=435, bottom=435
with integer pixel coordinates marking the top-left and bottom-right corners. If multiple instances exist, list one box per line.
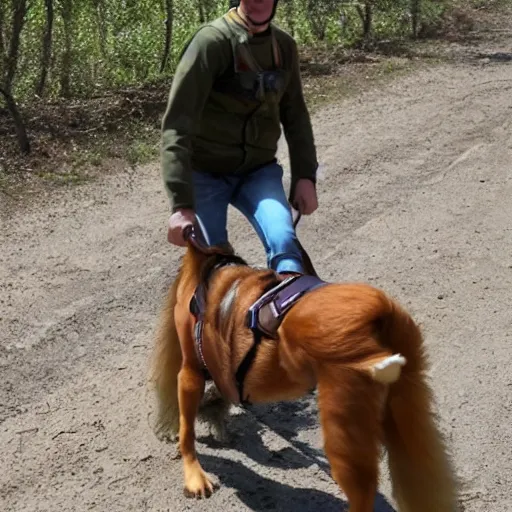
left=36, top=0, right=54, bottom=97
left=0, top=86, right=30, bottom=154
left=92, top=0, right=107, bottom=59
left=0, top=1, right=30, bottom=155
left=160, top=0, right=173, bottom=73
left=4, top=0, right=28, bottom=91
left=59, top=0, right=73, bottom=98
left=307, top=0, right=328, bottom=41
left=0, top=2, right=5, bottom=63
left=356, top=2, right=373, bottom=44
left=411, top=0, right=420, bottom=39
left=283, top=0, right=295, bottom=37
left=198, top=0, right=205, bottom=23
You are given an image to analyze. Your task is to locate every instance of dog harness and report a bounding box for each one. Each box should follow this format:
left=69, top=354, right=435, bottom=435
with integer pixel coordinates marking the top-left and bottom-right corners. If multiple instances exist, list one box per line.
left=189, top=270, right=328, bottom=404
left=189, top=256, right=244, bottom=378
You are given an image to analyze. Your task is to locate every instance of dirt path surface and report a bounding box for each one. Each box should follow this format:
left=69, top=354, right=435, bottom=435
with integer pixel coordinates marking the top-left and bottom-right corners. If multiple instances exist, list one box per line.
left=2, top=24, right=512, bottom=512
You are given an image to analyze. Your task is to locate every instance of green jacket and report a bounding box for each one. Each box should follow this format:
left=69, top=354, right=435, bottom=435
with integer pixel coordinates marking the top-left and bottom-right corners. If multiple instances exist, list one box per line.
left=161, top=12, right=318, bottom=211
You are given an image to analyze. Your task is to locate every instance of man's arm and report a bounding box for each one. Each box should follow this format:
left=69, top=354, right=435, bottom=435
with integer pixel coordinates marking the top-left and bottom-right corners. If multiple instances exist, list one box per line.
left=161, top=26, right=231, bottom=212
left=279, top=38, right=319, bottom=203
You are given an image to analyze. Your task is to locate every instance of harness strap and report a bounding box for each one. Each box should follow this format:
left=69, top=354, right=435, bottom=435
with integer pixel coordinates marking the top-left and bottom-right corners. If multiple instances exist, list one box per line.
left=188, top=213, right=326, bottom=405
left=247, top=274, right=328, bottom=339
left=189, top=284, right=209, bottom=373
left=224, top=8, right=282, bottom=72
left=234, top=329, right=263, bottom=406
left=189, top=256, right=245, bottom=377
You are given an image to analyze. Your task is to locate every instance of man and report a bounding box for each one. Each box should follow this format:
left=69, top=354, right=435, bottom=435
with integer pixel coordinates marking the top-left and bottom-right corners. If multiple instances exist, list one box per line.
left=161, top=0, right=319, bottom=274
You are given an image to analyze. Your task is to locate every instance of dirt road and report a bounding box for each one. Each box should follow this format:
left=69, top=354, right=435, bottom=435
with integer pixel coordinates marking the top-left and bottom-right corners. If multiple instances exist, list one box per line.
left=1, top=25, right=512, bottom=512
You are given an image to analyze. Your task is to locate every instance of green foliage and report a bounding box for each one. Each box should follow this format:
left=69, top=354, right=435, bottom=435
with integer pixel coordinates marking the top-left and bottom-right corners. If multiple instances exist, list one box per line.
left=272, top=0, right=452, bottom=44
left=0, top=0, right=457, bottom=105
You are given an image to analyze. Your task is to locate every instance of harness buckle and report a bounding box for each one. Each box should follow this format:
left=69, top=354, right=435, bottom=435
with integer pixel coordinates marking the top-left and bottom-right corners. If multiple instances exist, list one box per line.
left=246, top=275, right=329, bottom=339
left=246, top=276, right=300, bottom=338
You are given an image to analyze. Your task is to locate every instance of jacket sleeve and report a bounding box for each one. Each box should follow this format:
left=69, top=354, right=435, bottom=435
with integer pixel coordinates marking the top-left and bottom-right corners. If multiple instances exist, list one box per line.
left=279, top=38, right=319, bottom=204
left=161, top=27, right=231, bottom=211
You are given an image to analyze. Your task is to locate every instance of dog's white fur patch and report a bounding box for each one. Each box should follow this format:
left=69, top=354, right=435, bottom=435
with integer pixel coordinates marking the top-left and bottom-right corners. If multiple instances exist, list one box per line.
left=219, top=279, right=241, bottom=326
left=371, top=354, right=407, bottom=384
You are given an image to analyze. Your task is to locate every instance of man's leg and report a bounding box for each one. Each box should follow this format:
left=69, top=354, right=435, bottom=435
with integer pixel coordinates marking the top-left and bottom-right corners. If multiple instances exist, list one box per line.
left=191, top=171, right=235, bottom=247
left=231, top=161, right=305, bottom=274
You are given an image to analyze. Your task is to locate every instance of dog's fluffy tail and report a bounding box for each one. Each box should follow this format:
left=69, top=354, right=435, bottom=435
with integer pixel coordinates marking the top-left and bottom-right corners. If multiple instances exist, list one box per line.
left=283, top=284, right=459, bottom=511
left=378, top=297, right=460, bottom=512
left=149, top=271, right=183, bottom=441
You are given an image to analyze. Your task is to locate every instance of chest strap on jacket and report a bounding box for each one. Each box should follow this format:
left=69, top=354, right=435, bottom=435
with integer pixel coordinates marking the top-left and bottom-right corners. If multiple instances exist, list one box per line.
left=223, top=9, right=282, bottom=71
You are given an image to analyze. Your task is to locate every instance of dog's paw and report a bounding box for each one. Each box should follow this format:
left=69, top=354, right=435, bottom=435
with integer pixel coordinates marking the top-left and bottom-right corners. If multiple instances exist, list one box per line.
left=183, top=468, right=217, bottom=499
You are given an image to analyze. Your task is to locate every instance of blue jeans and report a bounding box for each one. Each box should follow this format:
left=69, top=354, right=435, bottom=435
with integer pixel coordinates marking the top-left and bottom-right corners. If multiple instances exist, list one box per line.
left=192, top=161, right=304, bottom=273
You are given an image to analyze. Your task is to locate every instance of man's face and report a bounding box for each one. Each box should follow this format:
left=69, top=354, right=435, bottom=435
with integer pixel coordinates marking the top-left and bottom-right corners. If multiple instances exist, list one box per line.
left=240, top=0, right=275, bottom=26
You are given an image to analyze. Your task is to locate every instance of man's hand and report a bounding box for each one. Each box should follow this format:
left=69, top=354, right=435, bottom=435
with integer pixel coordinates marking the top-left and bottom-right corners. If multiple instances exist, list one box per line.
left=167, top=208, right=196, bottom=246
left=293, top=178, right=318, bottom=215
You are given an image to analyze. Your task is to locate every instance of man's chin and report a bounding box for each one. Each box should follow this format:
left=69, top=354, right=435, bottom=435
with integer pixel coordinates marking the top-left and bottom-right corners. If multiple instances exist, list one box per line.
left=247, top=13, right=273, bottom=26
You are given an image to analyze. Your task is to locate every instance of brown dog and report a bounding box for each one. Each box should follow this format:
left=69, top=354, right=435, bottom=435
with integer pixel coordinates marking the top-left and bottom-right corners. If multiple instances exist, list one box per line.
left=149, top=232, right=459, bottom=512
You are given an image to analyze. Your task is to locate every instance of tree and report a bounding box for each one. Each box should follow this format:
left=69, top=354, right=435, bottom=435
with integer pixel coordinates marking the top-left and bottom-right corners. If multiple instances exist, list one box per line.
left=36, top=0, right=54, bottom=97
left=306, top=0, right=339, bottom=41
left=59, top=0, right=73, bottom=98
left=411, top=0, right=420, bottom=39
left=160, top=0, right=173, bottom=73
left=0, top=0, right=30, bottom=155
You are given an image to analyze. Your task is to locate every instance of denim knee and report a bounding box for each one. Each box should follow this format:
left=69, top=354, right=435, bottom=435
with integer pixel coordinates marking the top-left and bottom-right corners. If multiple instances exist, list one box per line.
left=265, top=227, right=304, bottom=273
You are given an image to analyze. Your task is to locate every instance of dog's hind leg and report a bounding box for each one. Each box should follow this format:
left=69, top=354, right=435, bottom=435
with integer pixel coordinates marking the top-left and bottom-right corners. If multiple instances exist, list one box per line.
left=178, top=364, right=215, bottom=499
left=317, top=366, right=385, bottom=512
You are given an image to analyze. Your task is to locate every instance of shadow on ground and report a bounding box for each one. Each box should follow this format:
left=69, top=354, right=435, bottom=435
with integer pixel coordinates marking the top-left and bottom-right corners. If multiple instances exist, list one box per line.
left=199, top=397, right=396, bottom=512
left=201, top=453, right=344, bottom=511
left=201, top=453, right=396, bottom=512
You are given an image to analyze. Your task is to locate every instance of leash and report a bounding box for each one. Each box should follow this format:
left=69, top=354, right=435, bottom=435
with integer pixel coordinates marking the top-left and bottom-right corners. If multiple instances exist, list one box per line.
left=292, top=206, right=301, bottom=230
left=290, top=206, right=319, bottom=278
left=182, top=222, right=227, bottom=256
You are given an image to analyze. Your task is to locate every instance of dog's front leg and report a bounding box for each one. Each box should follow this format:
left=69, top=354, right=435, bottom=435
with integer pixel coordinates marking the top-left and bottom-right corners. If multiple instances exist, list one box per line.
left=178, top=365, right=215, bottom=498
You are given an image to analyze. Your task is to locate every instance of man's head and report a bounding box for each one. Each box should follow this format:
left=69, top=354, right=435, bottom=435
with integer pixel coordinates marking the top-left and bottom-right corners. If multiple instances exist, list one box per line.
left=237, top=0, right=279, bottom=30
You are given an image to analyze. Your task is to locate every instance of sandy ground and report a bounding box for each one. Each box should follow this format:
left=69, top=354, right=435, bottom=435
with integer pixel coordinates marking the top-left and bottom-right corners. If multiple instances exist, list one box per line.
left=1, top=24, right=512, bottom=512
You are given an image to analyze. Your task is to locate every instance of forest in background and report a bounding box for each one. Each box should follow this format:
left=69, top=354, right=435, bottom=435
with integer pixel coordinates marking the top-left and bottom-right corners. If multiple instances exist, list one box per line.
left=0, top=0, right=506, bottom=190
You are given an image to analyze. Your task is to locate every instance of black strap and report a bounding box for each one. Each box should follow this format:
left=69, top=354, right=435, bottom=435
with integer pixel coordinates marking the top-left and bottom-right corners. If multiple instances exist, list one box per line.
left=235, top=328, right=263, bottom=406
left=292, top=208, right=301, bottom=229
